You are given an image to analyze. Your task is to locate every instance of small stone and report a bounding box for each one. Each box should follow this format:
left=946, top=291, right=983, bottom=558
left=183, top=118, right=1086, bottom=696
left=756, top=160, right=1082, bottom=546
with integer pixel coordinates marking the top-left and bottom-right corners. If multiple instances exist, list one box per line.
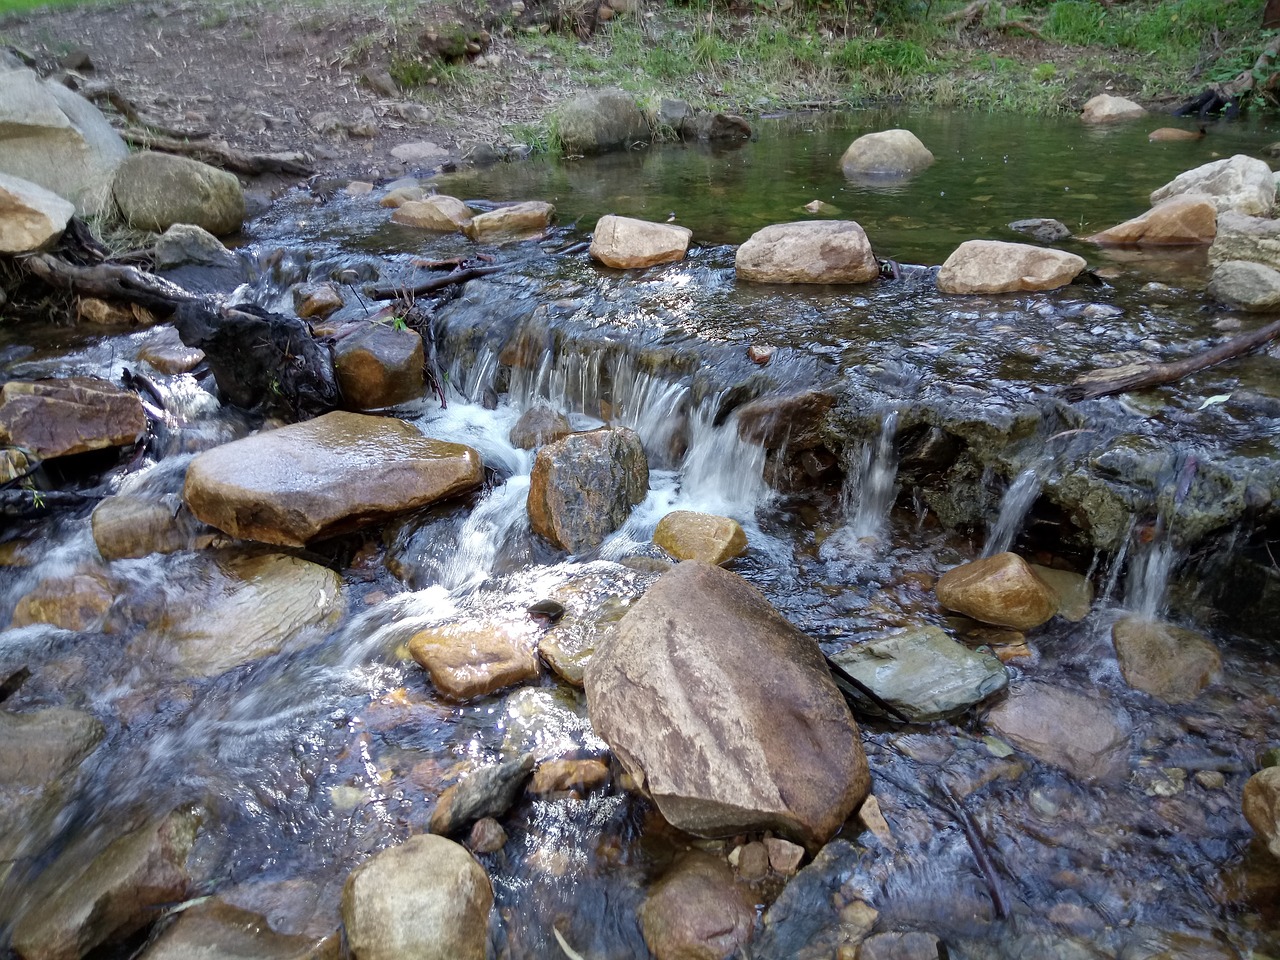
left=1081, top=93, right=1145, bottom=123
left=1194, top=770, right=1225, bottom=790
left=508, top=404, right=571, bottom=450
left=464, top=200, right=555, bottom=242
left=293, top=281, right=344, bottom=320
left=734, top=841, right=770, bottom=881
left=430, top=755, right=534, bottom=835
left=839, top=900, right=879, bottom=943
left=529, top=758, right=610, bottom=795
left=858, top=794, right=894, bottom=847
left=345, top=180, right=375, bottom=195
left=747, top=344, right=775, bottom=364
left=468, top=817, right=507, bottom=853
left=409, top=620, right=540, bottom=701
left=763, top=837, right=804, bottom=875
left=935, top=553, right=1059, bottom=630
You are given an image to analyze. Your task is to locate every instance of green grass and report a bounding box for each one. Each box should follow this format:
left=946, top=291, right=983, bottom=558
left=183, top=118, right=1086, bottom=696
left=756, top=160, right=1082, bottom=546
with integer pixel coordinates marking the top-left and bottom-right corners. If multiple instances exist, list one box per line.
left=0, top=0, right=102, bottom=14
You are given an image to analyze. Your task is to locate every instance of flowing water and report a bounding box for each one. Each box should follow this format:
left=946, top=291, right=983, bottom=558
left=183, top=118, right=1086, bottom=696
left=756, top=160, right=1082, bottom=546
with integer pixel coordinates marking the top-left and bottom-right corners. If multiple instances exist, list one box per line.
left=2, top=109, right=1280, bottom=958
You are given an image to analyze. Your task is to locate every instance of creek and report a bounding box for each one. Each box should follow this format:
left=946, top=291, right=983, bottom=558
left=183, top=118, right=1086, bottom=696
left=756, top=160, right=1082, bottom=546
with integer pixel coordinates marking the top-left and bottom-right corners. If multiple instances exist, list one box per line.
left=2, top=108, right=1280, bottom=959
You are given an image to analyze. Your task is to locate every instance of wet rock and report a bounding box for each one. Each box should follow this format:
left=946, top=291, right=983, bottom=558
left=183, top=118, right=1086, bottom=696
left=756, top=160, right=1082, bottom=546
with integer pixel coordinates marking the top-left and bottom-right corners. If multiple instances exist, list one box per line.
left=1111, top=616, right=1221, bottom=704
left=76, top=297, right=154, bottom=326
left=1243, top=766, right=1280, bottom=859
left=735, top=220, right=878, bottom=284
left=830, top=625, right=1008, bottom=722
left=183, top=411, right=483, bottom=546
left=10, top=807, right=202, bottom=960
left=293, top=282, right=343, bottom=320
left=0, top=447, right=33, bottom=484
left=112, top=152, right=244, bottom=236
left=733, top=841, right=770, bottom=881
left=379, top=185, right=424, bottom=208
left=1085, top=196, right=1217, bottom=246
left=680, top=112, right=753, bottom=142
left=11, top=572, right=115, bottom=631
left=1028, top=565, right=1093, bottom=622
left=653, top=510, right=747, bottom=565
left=984, top=682, right=1131, bottom=781
left=537, top=568, right=647, bottom=686
left=408, top=619, right=540, bottom=701
left=584, top=561, right=870, bottom=847
left=1080, top=93, right=1145, bottom=123
left=764, top=837, right=804, bottom=876
left=467, top=817, right=507, bottom=854
left=736, top=390, right=834, bottom=451
left=341, top=834, right=491, bottom=960
left=529, top=757, right=610, bottom=795
left=640, top=852, right=755, bottom=960
left=754, top=840, right=864, bottom=959
left=859, top=931, right=944, bottom=960
left=0, top=172, right=74, bottom=253
left=0, top=66, right=128, bottom=216
left=463, top=200, right=554, bottom=242
left=935, top=553, right=1058, bottom=630
left=552, top=88, right=651, bottom=155
left=1207, top=259, right=1280, bottom=311
left=429, top=755, right=534, bottom=835
left=333, top=323, right=425, bottom=410
left=1208, top=211, right=1280, bottom=268
left=1150, top=154, right=1276, bottom=217
left=0, top=377, right=144, bottom=460
left=589, top=214, right=692, bottom=269
left=130, top=553, right=344, bottom=679
left=391, top=195, right=473, bottom=231
left=152, top=223, right=247, bottom=293
left=508, top=404, right=571, bottom=449
left=1008, top=218, right=1071, bottom=242
left=92, top=494, right=210, bottom=560
left=137, top=325, right=205, bottom=374
left=937, top=240, right=1086, bottom=294
left=0, top=707, right=104, bottom=790
left=141, top=899, right=338, bottom=960
left=839, top=128, right=934, bottom=177
left=527, top=427, right=648, bottom=553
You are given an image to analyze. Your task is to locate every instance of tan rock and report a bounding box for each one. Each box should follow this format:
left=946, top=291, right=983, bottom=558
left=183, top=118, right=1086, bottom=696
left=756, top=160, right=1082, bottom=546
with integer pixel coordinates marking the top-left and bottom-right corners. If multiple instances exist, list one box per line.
left=0, top=377, right=144, bottom=460
left=1111, top=616, right=1221, bottom=704
left=293, top=282, right=344, bottom=320
left=409, top=620, right=540, bottom=700
left=985, top=682, right=1130, bottom=781
left=1085, top=196, right=1217, bottom=246
left=141, top=899, right=338, bottom=960
left=764, top=836, right=804, bottom=875
left=735, top=220, right=878, bottom=284
left=1149, top=127, right=1204, bottom=142
left=0, top=172, right=74, bottom=253
left=77, top=297, right=153, bottom=326
left=11, top=572, right=114, bottom=631
left=653, top=510, right=748, bottom=564
left=508, top=404, right=571, bottom=450
left=640, top=853, right=755, bottom=960
left=937, top=240, right=1086, bottom=294
left=92, top=495, right=210, bottom=561
left=1081, top=93, right=1145, bottom=123
left=0, top=708, right=105, bottom=791
left=1243, top=766, right=1280, bottom=860
left=379, top=186, right=425, bottom=208
left=1150, top=154, right=1276, bottom=217
left=183, top=411, right=483, bottom=546
left=333, top=323, right=425, bottom=410
left=137, top=326, right=204, bottom=374
left=734, top=841, right=770, bottom=881
left=589, top=214, right=692, bottom=268
left=529, top=758, right=610, bottom=795
left=936, top=553, right=1058, bottom=630
left=392, top=195, right=473, bottom=231
left=463, top=200, right=554, bottom=242
left=1028, top=565, right=1093, bottom=622
left=839, top=128, right=934, bottom=176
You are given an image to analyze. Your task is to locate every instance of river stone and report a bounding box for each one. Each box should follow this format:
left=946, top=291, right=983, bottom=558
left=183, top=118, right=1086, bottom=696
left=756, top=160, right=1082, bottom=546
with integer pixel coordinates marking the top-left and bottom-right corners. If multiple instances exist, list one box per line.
left=152, top=223, right=248, bottom=294
left=92, top=495, right=210, bottom=560
left=679, top=111, right=753, bottom=142
left=640, top=852, right=755, bottom=960
left=409, top=620, right=540, bottom=701
left=137, top=326, right=205, bottom=374
left=508, top=404, right=571, bottom=449
left=859, top=932, right=944, bottom=960
left=1111, top=616, right=1221, bottom=704
left=590, top=214, right=692, bottom=269
left=753, top=840, right=863, bottom=959
left=293, top=282, right=343, bottom=320
left=0, top=707, right=104, bottom=790
left=391, top=195, right=473, bottom=231
left=1243, top=766, right=1280, bottom=859
left=0, top=172, right=74, bottom=253
left=839, top=129, right=933, bottom=177
left=341, top=834, right=491, bottom=960
left=1207, top=259, right=1280, bottom=311
left=537, top=572, right=643, bottom=686
left=333, top=323, right=425, bottom=410
left=0, top=377, right=144, bottom=460
left=764, top=837, right=805, bottom=876
left=1150, top=154, right=1276, bottom=217
left=552, top=88, right=651, bottom=155
left=0, top=66, right=129, bottom=216
left=141, top=899, right=338, bottom=960
left=653, top=510, right=747, bottom=565
left=527, top=427, right=648, bottom=553
left=468, top=818, right=507, bottom=854
left=430, top=755, right=534, bottom=835
left=830, top=626, right=1008, bottom=722
left=584, top=561, right=870, bottom=847
left=1085, top=196, right=1217, bottom=246
left=1028, top=565, right=1093, bottom=622
left=1008, top=218, right=1071, bottom=242
left=736, top=389, right=834, bottom=451
left=183, top=411, right=482, bottom=546
left=984, top=683, right=1130, bottom=781
left=11, top=572, right=115, bottom=631
left=112, top=151, right=245, bottom=236
left=1080, top=93, right=1145, bottom=123
left=935, top=553, right=1059, bottom=630
left=937, top=240, right=1086, bottom=294
left=463, top=200, right=554, bottom=242
left=10, top=807, right=201, bottom=960
left=529, top=757, right=610, bottom=795
left=380, top=185, right=424, bottom=208
left=735, top=220, right=878, bottom=284
left=1208, top=211, right=1280, bottom=268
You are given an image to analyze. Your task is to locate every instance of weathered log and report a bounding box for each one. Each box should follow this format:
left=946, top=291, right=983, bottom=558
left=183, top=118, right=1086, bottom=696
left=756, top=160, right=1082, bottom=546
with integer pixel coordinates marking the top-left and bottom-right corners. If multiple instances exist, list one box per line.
left=368, top=265, right=505, bottom=300
left=21, top=253, right=197, bottom=314
left=1064, top=317, right=1280, bottom=401
left=121, top=128, right=314, bottom=176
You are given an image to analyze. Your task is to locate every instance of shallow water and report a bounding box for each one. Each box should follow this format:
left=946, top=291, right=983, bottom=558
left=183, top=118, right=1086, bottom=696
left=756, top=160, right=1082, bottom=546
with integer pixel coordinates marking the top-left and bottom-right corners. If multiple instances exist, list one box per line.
left=2, top=110, right=1280, bottom=959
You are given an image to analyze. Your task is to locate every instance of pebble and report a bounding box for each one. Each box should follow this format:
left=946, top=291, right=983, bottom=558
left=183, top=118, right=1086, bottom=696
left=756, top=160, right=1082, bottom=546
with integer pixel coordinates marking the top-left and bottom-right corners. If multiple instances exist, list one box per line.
left=1193, top=770, right=1226, bottom=790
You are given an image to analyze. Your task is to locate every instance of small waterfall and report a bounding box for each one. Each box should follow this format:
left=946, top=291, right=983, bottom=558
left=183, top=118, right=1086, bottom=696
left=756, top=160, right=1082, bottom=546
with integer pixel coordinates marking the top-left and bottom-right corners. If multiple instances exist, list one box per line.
left=440, top=475, right=533, bottom=592
left=843, top=410, right=900, bottom=541
left=1124, top=518, right=1178, bottom=620
left=982, top=466, right=1043, bottom=558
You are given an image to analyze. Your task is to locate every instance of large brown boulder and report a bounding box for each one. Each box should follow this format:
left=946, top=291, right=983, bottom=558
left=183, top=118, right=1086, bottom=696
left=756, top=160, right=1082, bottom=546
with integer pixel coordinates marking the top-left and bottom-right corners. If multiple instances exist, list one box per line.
left=183, top=411, right=483, bottom=546
left=527, top=428, right=648, bottom=553
left=0, top=172, right=74, bottom=253
left=1084, top=196, right=1217, bottom=246
left=735, top=221, right=878, bottom=284
left=0, top=377, right=144, bottom=460
left=112, top=152, right=245, bottom=236
left=653, top=510, right=747, bottom=565
left=935, top=553, right=1059, bottom=630
left=1150, top=154, right=1276, bottom=217
left=984, top=683, right=1130, bottom=781
left=590, top=214, right=692, bottom=269
left=1111, top=617, right=1220, bottom=704
left=333, top=323, right=425, bottom=410
left=1244, top=767, right=1280, bottom=860
left=839, top=129, right=933, bottom=177
left=584, top=561, right=870, bottom=848
left=408, top=620, right=540, bottom=700
left=341, top=835, right=491, bottom=960
left=937, top=240, right=1086, bottom=294
left=640, top=853, right=755, bottom=960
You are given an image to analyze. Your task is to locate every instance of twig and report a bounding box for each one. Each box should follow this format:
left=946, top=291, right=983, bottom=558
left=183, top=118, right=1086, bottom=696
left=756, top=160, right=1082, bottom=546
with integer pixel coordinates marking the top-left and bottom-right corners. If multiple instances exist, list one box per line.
left=936, top=779, right=1011, bottom=920
left=367, top=265, right=504, bottom=301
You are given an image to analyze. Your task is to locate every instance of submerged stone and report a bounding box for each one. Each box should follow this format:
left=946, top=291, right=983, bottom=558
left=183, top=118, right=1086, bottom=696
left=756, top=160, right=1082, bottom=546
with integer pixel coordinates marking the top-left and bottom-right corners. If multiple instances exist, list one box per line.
left=640, top=853, right=755, bottom=960
left=11, top=572, right=115, bottom=632
left=408, top=619, right=540, bottom=701
left=1028, top=565, right=1093, bottom=622
left=141, top=899, right=338, bottom=960
left=1111, top=616, right=1221, bottom=704
left=984, top=683, right=1130, bottom=782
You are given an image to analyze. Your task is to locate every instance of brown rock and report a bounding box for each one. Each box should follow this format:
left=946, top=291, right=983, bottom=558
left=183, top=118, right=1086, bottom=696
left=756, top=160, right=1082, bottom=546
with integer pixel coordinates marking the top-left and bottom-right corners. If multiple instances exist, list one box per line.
left=379, top=185, right=424, bottom=208
left=1081, top=93, right=1145, bottom=123
left=467, top=817, right=508, bottom=854
left=734, top=841, right=770, bottom=881
left=391, top=195, right=473, bottom=231
left=1085, top=196, right=1217, bottom=246
left=333, top=323, right=425, bottom=410
left=984, top=682, right=1130, bottom=781
left=409, top=620, right=540, bottom=701
left=0, top=377, right=144, bottom=460
left=935, top=553, right=1058, bottom=630
left=937, top=240, right=1086, bottom=294
left=763, top=836, right=804, bottom=875
left=640, top=852, right=754, bottom=960
left=1149, top=127, right=1204, bottom=142
left=183, top=411, right=483, bottom=546
left=858, top=931, right=944, bottom=960
left=1243, top=766, right=1280, bottom=859
left=529, top=758, right=610, bottom=795
left=589, top=214, right=692, bottom=269
left=735, top=390, right=834, bottom=450
left=584, top=561, right=870, bottom=847
left=1111, top=616, right=1221, bottom=704
left=508, top=404, right=572, bottom=449
left=293, top=282, right=344, bottom=320
left=735, top=220, right=878, bottom=284
left=463, top=201, right=554, bottom=242
left=0, top=172, right=74, bottom=253
left=1028, top=565, right=1093, bottom=622
left=0, top=708, right=105, bottom=790
left=653, top=510, right=747, bottom=565
left=11, top=572, right=114, bottom=631
left=137, top=326, right=204, bottom=374
left=141, top=899, right=338, bottom=960
left=92, top=495, right=210, bottom=560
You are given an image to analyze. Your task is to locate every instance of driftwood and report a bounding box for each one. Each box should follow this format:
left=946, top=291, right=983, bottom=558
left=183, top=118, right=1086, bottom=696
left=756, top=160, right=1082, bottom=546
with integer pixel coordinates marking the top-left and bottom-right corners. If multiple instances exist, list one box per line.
left=1064, top=317, right=1280, bottom=401
left=368, top=265, right=505, bottom=300
left=121, top=128, right=314, bottom=177
left=1175, top=32, right=1280, bottom=118
left=21, top=253, right=197, bottom=314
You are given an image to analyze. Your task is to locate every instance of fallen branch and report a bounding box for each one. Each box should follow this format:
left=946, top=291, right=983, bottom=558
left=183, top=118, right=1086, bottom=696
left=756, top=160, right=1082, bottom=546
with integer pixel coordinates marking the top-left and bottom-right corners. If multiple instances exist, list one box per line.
left=1063, top=317, right=1280, bottom=401
left=121, top=128, right=313, bottom=177
left=368, top=265, right=505, bottom=301
left=1175, top=32, right=1280, bottom=117
left=937, top=780, right=1011, bottom=920
left=21, top=253, right=197, bottom=314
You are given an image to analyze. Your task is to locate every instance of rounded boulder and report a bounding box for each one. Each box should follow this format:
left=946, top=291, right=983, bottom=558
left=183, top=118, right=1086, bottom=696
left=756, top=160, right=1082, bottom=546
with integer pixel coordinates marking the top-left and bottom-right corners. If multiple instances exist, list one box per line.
left=113, top=152, right=244, bottom=236
left=840, top=129, right=933, bottom=177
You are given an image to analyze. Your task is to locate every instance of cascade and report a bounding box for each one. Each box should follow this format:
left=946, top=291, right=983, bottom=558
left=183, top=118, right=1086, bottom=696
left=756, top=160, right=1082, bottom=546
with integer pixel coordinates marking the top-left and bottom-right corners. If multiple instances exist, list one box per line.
left=844, top=409, right=900, bottom=541
left=982, top=465, right=1043, bottom=557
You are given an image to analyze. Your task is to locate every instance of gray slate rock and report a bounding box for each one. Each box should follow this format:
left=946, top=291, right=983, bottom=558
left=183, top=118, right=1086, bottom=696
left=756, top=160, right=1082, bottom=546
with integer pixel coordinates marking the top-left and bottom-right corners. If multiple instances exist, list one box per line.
left=152, top=222, right=247, bottom=294
left=1207, top=259, right=1280, bottom=311
left=429, top=754, right=534, bottom=835
left=1009, top=218, right=1071, bottom=243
